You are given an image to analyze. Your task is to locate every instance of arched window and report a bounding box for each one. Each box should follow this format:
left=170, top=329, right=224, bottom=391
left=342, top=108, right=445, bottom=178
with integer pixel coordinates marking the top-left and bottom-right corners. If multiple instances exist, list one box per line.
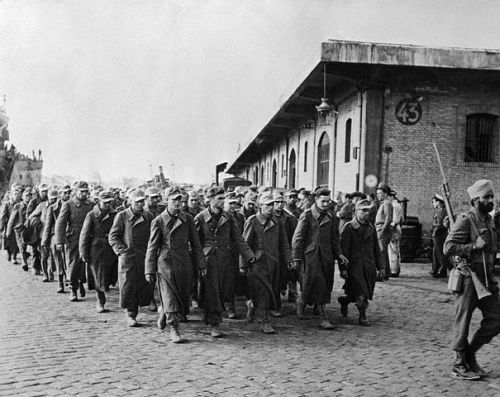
left=272, top=159, right=277, bottom=188
left=281, top=154, right=284, bottom=177
left=254, top=166, right=259, bottom=185
left=303, top=141, right=308, bottom=172
left=317, top=132, right=330, bottom=186
left=260, top=165, right=264, bottom=186
left=465, top=113, right=498, bottom=163
left=345, top=119, right=352, bottom=163
left=288, top=149, right=296, bottom=189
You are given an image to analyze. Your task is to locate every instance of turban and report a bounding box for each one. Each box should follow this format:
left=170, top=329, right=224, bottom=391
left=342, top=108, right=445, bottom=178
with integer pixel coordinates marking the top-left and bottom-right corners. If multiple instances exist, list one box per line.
left=467, top=179, right=494, bottom=199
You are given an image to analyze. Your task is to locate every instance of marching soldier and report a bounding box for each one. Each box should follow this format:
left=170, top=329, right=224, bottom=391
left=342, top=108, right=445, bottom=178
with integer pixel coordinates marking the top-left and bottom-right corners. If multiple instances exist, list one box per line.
left=444, top=179, right=500, bottom=380
left=240, top=192, right=257, bottom=219
left=144, top=187, right=164, bottom=218
left=7, top=187, right=32, bottom=271
left=0, top=187, right=21, bottom=264
left=79, top=190, right=118, bottom=313
left=239, top=192, right=291, bottom=334
left=292, top=187, right=348, bottom=330
left=145, top=186, right=206, bottom=343
left=195, top=186, right=255, bottom=337
left=54, top=181, right=93, bottom=301
left=109, top=189, right=155, bottom=327
left=375, top=183, right=393, bottom=280
left=339, top=199, right=384, bottom=326
left=284, top=189, right=302, bottom=220
left=42, top=185, right=71, bottom=293
left=186, top=190, right=202, bottom=217
left=430, top=193, right=449, bottom=278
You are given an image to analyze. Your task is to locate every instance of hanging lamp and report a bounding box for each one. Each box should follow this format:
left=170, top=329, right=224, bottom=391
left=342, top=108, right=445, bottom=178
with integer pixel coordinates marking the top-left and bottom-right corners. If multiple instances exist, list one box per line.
left=316, top=63, right=332, bottom=116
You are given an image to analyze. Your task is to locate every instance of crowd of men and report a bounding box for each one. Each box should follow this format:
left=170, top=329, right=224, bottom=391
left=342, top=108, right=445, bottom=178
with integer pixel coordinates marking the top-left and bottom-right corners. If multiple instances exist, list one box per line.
left=1, top=178, right=499, bottom=381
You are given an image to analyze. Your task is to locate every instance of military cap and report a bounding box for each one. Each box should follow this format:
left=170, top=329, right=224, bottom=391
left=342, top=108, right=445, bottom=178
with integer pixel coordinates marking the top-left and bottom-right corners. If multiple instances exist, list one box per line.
left=39, top=183, right=49, bottom=192
left=432, top=193, right=444, bottom=203
left=60, top=185, right=71, bottom=193
left=259, top=192, right=275, bottom=206
left=355, top=199, right=371, bottom=210
left=285, top=189, right=299, bottom=197
left=258, top=186, right=271, bottom=195
left=244, top=192, right=257, bottom=203
left=145, top=187, right=160, bottom=197
left=314, top=186, right=330, bottom=196
left=225, top=192, right=239, bottom=203
left=76, top=181, right=89, bottom=191
left=376, top=183, right=390, bottom=193
left=188, top=190, right=199, bottom=199
left=205, top=186, right=225, bottom=198
left=273, top=191, right=285, bottom=202
left=48, top=189, right=59, bottom=199
left=99, top=190, right=115, bottom=202
left=129, top=189, right=146, bottom=202
left=165, top=186, right=183, bottom=199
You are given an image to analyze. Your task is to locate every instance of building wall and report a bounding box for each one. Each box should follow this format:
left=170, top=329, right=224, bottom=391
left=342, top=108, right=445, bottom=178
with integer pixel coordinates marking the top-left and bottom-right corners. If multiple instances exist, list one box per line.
left=9, top=159, right=43, bottom=187
left=380, top=85, right=500, bottom=231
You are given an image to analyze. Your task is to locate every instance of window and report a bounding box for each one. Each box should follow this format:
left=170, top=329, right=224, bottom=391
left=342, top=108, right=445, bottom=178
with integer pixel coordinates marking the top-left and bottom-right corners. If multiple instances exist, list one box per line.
left=260, top=165, right=264, bottom=186
left=254, top=166, right=259, bottom=185
left=317, top=132, right=330, bottom=186
left=281, top=154, right=284, bottom=177
left=345, top=119, right=352, bottom=163
left=272, top=160, right=277, bottom=188
left=266, top=161, right=269, bottom=181
left=304, top=141, right=308, bottom=172
left=288, top=149, right=296, bottom=189
left=465, top=113, right=498, bottom=163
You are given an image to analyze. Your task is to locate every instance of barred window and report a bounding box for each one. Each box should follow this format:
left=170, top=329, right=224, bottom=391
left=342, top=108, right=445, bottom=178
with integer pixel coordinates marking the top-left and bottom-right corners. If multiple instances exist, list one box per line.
left=465, top=113, right=498, bottom=163
left=317, top=132, right=330, bottom=187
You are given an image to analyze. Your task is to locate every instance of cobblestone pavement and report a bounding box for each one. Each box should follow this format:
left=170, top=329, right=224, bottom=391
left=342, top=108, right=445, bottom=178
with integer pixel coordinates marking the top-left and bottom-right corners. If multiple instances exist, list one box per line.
left=0, top=255, right=499, bottom=397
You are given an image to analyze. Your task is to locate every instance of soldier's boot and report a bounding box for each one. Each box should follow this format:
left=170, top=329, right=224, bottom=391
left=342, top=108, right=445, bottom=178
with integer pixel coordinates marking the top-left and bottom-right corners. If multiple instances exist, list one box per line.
left=297, top=297, right=306, bottom=320
left=56, top=275, right=65, bottom=293
left=79, top=282, right=86, bottom=298
left=338, top=296, right=349, bottom=317
left=96, top=291, right=106, bottom=313
left=157, top=312, right=167, bottom=331
left=21, top=251, right=29, bottom=271
left=170, top=325, right=183, bottom=343
left=69, top=288, right=78, bottom=302
left=451, top=351, right=481, bottom=380
left=358, top=308, right=369, bottom=326
left=318, top=305, right=335, bottom=330
left=466, top=342, right=487, bottom=377
left=287, top=282, right=297, bottom=303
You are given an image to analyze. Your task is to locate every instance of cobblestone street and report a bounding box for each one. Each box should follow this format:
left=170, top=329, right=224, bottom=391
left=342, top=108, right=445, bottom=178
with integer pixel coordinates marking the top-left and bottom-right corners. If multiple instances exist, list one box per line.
left=1, top=255, right=499, bottom=397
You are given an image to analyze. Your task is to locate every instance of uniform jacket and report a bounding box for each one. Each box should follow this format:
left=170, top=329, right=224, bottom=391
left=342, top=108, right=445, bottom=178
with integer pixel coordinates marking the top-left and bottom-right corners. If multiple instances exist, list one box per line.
left=195, top=209, right=253, bottom=312
left=109, top=208, right=154, bottom=308
left=340, top=218, right=382, bottom=300
left=144, top=210, right=205, bottom=314
left=432, top=206, right=448, bottom=237
left=0, top=201, right=15, bottom=232
left=274, top=210, right=298, bottom=245
left=292, top=204, right=343, bottom=304
left=375, top=199, right=393, bottom=235
left=284, top=204, right=302, bottom=221
left=6, top=201, right=28, bottom=237
left=41, top=200, right=63, bottom=247
left=54, top=197, right=93, bottom=247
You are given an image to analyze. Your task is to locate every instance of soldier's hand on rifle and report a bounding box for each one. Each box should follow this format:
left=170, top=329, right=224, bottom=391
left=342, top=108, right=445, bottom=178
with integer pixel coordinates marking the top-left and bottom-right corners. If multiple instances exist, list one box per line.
left=56, top=244, right=64, bottom=252
left=474, top=236, right=486, bottom=250
left=199, top=268, right=207, bottom=278
left=340, top=270, right=348, bottom=279
left=145, top=273, right=156, bottom=284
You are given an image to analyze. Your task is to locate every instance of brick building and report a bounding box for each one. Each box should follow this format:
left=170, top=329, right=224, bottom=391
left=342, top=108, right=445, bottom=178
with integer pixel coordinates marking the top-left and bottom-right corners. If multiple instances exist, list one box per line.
left=226, top=40, right=500, bottom=230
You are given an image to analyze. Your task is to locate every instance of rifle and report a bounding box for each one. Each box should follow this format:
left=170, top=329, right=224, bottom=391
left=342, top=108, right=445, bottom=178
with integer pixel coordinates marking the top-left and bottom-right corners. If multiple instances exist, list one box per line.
left=432, top=142, right=491, bottom=298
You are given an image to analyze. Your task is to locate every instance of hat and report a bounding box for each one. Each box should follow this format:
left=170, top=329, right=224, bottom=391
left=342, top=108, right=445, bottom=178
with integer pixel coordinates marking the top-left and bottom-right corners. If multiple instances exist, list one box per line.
left=60, top=185, right=71, bottom=193
left=467, top=179, right=494, bottom=199
left=39, top=183, right=49, bottom=192
left=273, top=191, right=285, bottom=201
left=377, top=183, right=390, bottom=193
left=99, top=190, right=115, bottom=202
left=225, top=192, right=239, bottom=203
left=433, top=193, right=444, bottom=202
left=355, top=199, right=371, bottom=210
left=48, top=189, right=59, bottom=199
left=76, top=181, right=89, bottom=191
left=285, top=189, right=299, bottom=197
left=244, top=192, right=257, bottom=203
left=145, top=187, right=160, bottom=198
left=188, top=190, right=198, bottom=199
left=259, top=192, right=275, bottom=205
left=258, top=186, right=271, bottom=194
left=165, top=186, right=183, bottom=200
left=314, top=186, right=330, bottom=196
left=129, top=189, right=146, bottom=202
left=205, top=186, right=225, bottom=198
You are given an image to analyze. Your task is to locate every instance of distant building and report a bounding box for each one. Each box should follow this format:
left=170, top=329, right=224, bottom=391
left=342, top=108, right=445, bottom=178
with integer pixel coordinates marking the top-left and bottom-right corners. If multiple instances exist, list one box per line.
left=226, top=40, right=500, bottom=229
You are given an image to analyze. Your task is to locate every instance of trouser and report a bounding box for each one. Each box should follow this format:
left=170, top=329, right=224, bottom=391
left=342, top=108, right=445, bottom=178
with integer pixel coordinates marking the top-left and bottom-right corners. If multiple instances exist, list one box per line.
left=355, top=295, right=369, bottom=310
left=96, top=290, right=106, bottom=304
left=377, top=231, right=391, bottom=278
left=32, top=245, right=42, bottom=272
left=452, top=276, right=500, bottom=352
left=52, top=245, right=66, bottom=276
left=204, top=310, right=222, bottom=326
left=41, top=246, right=55, bottom=279
left=388, top=228, right=401, bottom=275
left=125, top=308, right=138, bottom=319
left=14, top=231, right=29, bottom=267
left=432, top=233, right=448, bottom=276
left=165, top=312, right=180, bottom=327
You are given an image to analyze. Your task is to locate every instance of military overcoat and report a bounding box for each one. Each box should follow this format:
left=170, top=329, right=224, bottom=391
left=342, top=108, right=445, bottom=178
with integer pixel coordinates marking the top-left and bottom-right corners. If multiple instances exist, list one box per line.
left=109, top=208, right=154, bottom=309
left=145, top=210, right=206, bottom=315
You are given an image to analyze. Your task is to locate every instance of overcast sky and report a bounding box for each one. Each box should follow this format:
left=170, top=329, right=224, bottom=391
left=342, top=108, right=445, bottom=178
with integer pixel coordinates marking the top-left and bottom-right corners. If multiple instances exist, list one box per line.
left=0, top=0, right=499, bottom=184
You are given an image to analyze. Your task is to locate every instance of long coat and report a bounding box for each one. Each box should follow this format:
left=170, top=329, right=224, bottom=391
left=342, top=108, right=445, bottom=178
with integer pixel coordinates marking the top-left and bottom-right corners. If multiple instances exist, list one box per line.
left=0, top=201, right=19, bottom=254
left=54, top=197, right=93, bottom=283
left=340, top=218, right=382, bottom=300
left=239, top=213, right=291, bottom=310
left=41, top=200, right=63, bottom=248
left=291, top=204, right=343, bottom=305
left=79, top=205, right=118, bottom=292
left=145, top=210, right=206, bottom=315
left=195, top=209, right=254, bottom=313
left=109, top=208, right=154, bottom=310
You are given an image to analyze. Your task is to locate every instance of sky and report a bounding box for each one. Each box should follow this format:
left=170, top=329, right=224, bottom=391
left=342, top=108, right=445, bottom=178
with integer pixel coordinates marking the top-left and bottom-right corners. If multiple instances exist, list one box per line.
left=0, top=0, right=499, bottom=185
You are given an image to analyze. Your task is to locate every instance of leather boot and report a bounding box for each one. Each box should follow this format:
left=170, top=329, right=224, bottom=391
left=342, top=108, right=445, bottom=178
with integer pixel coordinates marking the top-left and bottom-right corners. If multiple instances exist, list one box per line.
left=338, top=296, right=349, bottom=317
left=56, top=275, right=65, bottom=293
left=79, top=282, right=86, bottom=298
left=358, top=308, right=369, bottom=326
left=69, top=289, right=78, bottom=302
left=451, top=351, right=481, bottom=380
left=157, top=313, right=167, bottom=330
left=466, top=343, right=487, bottom=377
left=170, top=325, right=183, bottom=343
left=318, top=305, right=335, bottom=330
left=96, top=291, right=106, bottom=313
